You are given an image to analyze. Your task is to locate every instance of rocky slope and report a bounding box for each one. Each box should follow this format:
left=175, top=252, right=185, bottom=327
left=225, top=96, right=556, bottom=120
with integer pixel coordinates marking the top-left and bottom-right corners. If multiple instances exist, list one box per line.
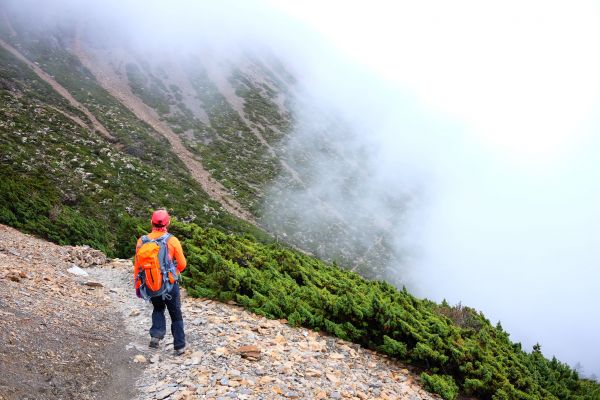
left=0, top=224, right=140, bottom=400
left=0, top=224, right=439, bottom=400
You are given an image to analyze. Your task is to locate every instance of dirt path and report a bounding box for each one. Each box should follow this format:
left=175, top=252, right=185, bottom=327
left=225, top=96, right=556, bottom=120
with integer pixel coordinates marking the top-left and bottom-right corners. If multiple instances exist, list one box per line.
left=47, top=106, right=89, bottom=129
left=72, top=40, right=254, bottom=224
left=0, top=225, right=141, bottom=400
left=0, top=38, right=115, bottom=142
left=94, top=261, right=441, bottom=400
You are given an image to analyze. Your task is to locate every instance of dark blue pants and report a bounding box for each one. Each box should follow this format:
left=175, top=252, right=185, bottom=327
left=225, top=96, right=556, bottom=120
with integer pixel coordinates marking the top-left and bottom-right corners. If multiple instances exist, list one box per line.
left=149, top=283, right=186, bottom=350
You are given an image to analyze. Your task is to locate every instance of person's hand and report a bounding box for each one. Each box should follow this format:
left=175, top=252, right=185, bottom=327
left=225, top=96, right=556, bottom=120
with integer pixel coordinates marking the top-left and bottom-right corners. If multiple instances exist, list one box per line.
left=136, top=287, right=142, bottom=298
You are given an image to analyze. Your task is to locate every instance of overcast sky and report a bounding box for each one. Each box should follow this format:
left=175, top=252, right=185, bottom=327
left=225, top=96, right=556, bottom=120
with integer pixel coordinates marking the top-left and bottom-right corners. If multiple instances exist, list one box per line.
left=266, top=1, right=600, bottom=376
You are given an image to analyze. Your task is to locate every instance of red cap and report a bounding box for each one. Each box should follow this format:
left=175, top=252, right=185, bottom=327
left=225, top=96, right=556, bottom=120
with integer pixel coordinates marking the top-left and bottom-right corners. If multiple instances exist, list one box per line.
left=151, top=209, right=170, bottom=227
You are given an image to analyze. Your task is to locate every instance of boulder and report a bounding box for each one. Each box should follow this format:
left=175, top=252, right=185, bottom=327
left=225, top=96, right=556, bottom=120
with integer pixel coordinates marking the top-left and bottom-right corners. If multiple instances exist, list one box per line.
left=67, top=246, right=108, bottom=268
left=236, top=345, right=261, bottom=360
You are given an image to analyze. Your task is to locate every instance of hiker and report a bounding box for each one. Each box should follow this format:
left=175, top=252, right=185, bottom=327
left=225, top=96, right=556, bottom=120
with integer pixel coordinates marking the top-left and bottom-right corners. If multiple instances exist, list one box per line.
left=133, top=209, right=187, bottom=355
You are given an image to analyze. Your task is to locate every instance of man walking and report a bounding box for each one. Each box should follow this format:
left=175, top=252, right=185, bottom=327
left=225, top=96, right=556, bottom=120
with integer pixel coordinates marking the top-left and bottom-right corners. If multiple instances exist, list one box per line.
left=134, top=209, right=187, bottom=355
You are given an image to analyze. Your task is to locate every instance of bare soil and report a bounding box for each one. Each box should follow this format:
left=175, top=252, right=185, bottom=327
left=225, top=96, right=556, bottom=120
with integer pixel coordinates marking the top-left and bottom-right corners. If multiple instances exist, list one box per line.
left=0, top=225, right=142, bottom=400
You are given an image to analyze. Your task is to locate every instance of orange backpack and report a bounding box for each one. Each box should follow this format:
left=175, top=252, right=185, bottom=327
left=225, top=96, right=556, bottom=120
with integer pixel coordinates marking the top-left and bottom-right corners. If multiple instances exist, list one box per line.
left=135, top=233, right=178, bottom=300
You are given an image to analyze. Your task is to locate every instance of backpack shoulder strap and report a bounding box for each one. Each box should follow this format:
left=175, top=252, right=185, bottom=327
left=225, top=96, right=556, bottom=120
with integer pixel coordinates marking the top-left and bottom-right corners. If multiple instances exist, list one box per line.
left=156, top=233, right=172, bottom=244
left=136, top=235, right=149, bottom=252
left=156, top=233, right=174, bottom=267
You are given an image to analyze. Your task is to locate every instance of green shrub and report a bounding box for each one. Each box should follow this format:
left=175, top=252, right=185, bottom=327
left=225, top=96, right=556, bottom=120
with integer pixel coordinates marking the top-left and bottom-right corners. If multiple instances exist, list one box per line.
left=379, top=335, right=407, bottom=358
left=421, top=373, right=459, bottom=400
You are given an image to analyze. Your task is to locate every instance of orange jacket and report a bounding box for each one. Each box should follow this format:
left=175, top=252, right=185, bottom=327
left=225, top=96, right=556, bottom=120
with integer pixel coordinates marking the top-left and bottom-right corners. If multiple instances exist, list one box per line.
left=134, top=229, right=187, bottom=286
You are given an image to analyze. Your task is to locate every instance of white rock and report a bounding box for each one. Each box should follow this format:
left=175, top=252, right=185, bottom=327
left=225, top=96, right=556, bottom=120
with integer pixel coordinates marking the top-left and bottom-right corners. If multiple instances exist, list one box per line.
left=67, top=265, right=88, bottom=276
left=133, top=354, right=147, bottom=363
left=155, top=386, right=178, bottom=399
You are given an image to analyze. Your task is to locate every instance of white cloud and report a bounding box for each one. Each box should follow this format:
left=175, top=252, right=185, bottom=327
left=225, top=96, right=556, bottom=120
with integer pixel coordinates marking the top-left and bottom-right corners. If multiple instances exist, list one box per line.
left=272, top=0, right=600, bottom=165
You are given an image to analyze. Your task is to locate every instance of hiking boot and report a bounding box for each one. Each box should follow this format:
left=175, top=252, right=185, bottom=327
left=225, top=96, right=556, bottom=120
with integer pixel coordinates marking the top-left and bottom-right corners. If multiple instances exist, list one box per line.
left=173, top=346, right=186, bottom=356
left=149, top=337, right=161, bottom=349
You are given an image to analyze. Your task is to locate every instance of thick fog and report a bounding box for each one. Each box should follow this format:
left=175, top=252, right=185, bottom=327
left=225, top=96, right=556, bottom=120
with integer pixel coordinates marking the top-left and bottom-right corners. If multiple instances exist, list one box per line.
left=266, top=1, right=600, bottom=377
left=272, top=2, right=600, bottom=377
left=4, top=0, right=600, bottom=377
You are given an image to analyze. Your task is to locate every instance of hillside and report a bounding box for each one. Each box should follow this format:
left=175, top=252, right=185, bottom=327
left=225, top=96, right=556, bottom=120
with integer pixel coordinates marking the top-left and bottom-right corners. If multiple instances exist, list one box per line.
left=0, top=2, right=402, bottom=279
left=0, top=8, right=270, bottom=257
